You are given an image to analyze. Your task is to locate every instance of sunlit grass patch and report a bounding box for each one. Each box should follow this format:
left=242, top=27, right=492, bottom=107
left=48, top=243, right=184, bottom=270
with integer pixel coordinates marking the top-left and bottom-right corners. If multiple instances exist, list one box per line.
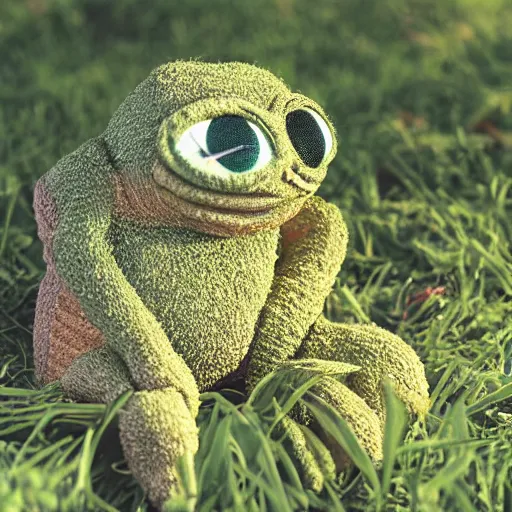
left=1, top=365, right=511, bottom=511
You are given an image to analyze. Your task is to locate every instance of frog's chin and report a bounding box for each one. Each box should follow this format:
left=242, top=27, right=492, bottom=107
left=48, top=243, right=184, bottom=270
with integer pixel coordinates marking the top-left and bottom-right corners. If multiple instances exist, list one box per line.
left=152, top=161, right=308, bottom=236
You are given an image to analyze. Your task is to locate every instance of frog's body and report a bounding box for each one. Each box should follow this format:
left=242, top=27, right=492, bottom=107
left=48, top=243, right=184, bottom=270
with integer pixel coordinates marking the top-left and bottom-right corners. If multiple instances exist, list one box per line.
left=111, top=221, right=279, bottom=389
left=33, top=60, right=430, bottom=510
left=35, top=171, right=280, bottom=391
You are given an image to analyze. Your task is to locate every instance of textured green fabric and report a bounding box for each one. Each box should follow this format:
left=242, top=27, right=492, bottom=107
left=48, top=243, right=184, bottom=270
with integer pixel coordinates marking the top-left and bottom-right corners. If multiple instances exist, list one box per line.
left=33, top=60, right=430, bottom=509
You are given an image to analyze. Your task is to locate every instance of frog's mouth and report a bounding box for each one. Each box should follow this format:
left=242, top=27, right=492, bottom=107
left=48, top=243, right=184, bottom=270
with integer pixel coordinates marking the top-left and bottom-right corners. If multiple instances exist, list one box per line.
left=153, top=160, right=301, bottom=219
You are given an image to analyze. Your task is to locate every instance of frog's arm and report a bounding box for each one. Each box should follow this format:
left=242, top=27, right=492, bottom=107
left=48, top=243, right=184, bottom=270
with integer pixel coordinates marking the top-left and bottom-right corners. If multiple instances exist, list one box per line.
left=47, top=137, right=199, bottom=413
left=246, top=195, right=348, bottom=388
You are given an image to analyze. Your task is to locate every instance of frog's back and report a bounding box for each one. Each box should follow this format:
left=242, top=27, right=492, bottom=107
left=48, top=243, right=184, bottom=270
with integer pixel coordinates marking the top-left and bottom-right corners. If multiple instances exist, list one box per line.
left=33, top=173, right=107, bottom=385
left=111, top=220, right=280, bottom=390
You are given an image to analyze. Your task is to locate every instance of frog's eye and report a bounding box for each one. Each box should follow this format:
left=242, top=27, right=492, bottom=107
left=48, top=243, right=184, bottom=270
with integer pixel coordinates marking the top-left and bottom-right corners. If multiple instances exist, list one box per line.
left=285, top=108, right=333, bottom=168
left=175, top=115, right=273, bottom=176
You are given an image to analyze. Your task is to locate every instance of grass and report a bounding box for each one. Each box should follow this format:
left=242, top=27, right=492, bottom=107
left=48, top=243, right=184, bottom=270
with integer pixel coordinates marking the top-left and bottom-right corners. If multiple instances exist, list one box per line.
left=1, top=0, right=512, bottom=510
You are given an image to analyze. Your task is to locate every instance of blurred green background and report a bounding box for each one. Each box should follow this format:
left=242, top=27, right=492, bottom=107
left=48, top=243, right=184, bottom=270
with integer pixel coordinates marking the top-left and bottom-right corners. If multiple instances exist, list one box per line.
left=1, top=0, right=512, bottom=511
left=2, top=0, right=512, bottom=333
left=2, top=0, right=512, bottom=196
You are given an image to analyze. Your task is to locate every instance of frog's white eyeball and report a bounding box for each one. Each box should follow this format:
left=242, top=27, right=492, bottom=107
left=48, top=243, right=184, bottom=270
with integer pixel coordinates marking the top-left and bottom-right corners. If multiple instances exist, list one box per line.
left=175, top=115, right=273, bottom=177
left=286, top=108, right=333, bottom=167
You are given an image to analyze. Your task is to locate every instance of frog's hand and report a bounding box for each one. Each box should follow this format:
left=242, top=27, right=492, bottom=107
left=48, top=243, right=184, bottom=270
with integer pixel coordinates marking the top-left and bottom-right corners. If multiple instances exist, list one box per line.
left=61, top=347, right=198, bottom=509
left=45, top=137, right=198, bottom=413
left=247, top=195, right=348, bottom=389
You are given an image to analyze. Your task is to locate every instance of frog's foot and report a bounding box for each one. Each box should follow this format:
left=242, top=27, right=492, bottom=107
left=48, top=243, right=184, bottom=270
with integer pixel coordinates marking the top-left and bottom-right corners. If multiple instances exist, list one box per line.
left=60, top=347, right=199, bottom=510
left=279, top=376, right=382, bottom=488
left=297, top=314, right=430, bottom=427
left=276, top=415, right=335, bottom=492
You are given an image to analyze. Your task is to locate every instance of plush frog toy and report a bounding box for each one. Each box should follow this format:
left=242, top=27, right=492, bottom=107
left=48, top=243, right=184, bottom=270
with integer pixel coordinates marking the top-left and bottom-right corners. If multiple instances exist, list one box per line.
left=33, top=60, right=429, bottom=508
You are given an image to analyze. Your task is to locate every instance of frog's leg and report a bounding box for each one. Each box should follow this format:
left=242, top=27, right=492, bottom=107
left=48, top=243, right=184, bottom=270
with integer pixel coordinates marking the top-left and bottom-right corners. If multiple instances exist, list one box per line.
left=60, top=347, right=198, bottom=509
left=283, top=316, right=428, bottom=486
left=296, top=314, right=430, bottom=426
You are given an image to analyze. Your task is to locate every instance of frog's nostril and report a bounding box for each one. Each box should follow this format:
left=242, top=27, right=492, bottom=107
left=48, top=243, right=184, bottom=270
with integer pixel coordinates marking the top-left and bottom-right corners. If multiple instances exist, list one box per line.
left=291, top=161, right=300, bottom=172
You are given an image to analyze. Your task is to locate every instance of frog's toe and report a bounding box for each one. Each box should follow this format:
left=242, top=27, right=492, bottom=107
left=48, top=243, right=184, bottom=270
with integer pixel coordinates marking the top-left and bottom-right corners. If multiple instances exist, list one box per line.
left=277, top=415, right=336, bottom=492
left=309, top=376, right=383, bottom=469
left=119, top=388, right=199, bottom=509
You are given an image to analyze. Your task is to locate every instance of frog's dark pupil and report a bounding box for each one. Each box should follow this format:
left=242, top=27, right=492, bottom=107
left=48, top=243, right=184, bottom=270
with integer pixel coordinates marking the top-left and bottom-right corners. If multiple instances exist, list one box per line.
left=286, top=110, right=326, bottom=168
left=205, top=115, right=260, bottom=172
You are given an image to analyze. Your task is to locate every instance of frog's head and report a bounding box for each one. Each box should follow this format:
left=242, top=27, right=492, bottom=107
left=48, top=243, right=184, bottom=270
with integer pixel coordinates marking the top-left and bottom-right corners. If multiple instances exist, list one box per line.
left=103, top=60, right=337, bottom=236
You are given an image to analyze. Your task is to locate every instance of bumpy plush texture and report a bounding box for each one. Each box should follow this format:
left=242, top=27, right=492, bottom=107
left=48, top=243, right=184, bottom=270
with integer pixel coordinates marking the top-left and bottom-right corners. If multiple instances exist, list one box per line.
left=33, top=60, right=430, bottom=509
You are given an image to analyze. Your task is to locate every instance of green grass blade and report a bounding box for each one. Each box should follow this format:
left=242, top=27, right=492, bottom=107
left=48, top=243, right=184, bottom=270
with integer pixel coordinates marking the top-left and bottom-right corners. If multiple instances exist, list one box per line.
left=466, top=382, right=512, bottom=416
left=381, top=381, right=407, bottom=503
left=302, top=391, right=381, bottom=494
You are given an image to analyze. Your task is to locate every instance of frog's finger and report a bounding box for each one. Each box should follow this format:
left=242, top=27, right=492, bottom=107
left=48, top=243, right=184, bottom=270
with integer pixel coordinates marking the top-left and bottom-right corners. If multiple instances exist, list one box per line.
left=309, top=376, right=383, bottom=469
left=280, top=376, right=383, bottom=488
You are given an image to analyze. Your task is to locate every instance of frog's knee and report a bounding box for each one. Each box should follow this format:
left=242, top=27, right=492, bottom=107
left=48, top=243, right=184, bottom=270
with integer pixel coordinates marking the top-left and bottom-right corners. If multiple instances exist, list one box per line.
left=60, top=347, right=132, bottom=404
left=300, top=315, right=411, bottom=365
left=298, top=317, right=430, bottom=417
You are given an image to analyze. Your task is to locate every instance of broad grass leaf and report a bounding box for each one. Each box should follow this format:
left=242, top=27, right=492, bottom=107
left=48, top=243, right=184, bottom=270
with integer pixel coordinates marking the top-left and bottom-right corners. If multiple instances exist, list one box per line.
left=466, top=382, right=512, bottom=416
left=324, top=480, right=347, bottom=512
left=397, top=438, right=490, bottom=454
left=420, top=451, right=475, bottom=502
left=381, top=381, right=407, bottom=501
left=251, top=428, right=293, bottom=512
left=197, top=415, right=232, bottom=498
left=273, top=441, right=304, bottom=491
left=195, top=400, right=221, bottom=469
left=230, top=420, right=260, bottom=463
left=299, top=422, right=336, bottom=480
left=452, top=482, right=480, bottom=512
left=279, top=359, right=360, bottom=377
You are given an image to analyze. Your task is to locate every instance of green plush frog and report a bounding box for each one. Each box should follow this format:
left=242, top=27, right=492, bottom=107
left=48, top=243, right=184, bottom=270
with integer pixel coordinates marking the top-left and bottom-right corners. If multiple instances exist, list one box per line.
left=33, top=60, right=429, bottom=509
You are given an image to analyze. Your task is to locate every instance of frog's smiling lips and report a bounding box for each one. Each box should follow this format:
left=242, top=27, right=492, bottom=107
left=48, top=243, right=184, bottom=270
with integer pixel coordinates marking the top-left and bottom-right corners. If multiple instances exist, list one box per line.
left=153, top=160, right=305, bottom=217
left=282, top=167, right=319, bottom=193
